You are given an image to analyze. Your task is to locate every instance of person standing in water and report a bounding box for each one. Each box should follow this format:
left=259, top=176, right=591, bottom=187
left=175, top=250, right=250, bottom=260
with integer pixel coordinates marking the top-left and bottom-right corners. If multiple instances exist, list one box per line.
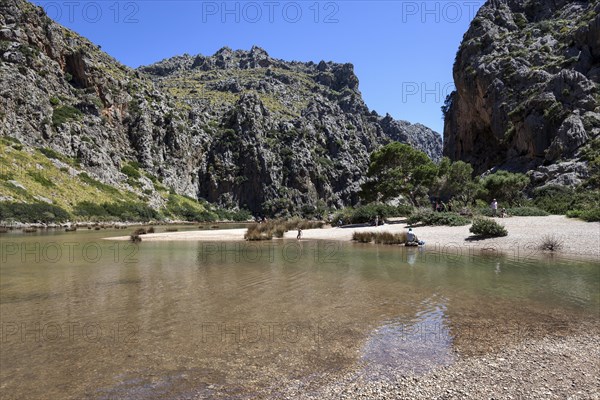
left=297, top=228, right=302, bottom=240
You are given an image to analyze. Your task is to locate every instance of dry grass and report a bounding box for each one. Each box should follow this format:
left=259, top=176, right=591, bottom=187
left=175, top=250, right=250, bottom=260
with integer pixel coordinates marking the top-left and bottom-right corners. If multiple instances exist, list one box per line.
left=166, top=227, right=179, bottom=232
left=352, top=231, right=374, bottom=243
left=352, top=231, right=407, bottom=245
left=147, top=226, right=155, bottom=234
left=539, top=234, right=564, bottom=252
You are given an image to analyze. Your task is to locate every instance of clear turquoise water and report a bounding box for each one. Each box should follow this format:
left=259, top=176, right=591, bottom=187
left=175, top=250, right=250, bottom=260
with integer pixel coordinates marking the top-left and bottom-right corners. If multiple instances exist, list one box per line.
left=1, top=228, right=598, bottom=398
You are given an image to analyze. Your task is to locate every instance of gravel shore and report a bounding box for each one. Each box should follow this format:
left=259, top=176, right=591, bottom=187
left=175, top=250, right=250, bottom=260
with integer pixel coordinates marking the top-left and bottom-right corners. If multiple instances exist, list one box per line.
left=282, top=332, right=600, bottom=400
left=108, top=215, right=600, bottom=259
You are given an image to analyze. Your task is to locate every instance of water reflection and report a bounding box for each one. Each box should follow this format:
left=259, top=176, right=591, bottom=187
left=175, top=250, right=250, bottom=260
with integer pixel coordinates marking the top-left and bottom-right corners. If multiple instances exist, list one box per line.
left=0, top=230, right=598, bottom=399
left=361, top=295, right=456, bottom=379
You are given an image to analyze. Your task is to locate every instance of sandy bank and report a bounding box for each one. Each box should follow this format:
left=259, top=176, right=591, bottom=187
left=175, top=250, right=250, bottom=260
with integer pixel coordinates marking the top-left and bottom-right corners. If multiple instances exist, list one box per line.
left=107, top=215, right=600, bottom=259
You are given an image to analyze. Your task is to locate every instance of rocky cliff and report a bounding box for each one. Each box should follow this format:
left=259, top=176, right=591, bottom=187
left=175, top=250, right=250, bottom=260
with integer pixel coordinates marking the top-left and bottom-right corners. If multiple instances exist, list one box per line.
left=0, top=0, right=442, bottom=216
left=444, top=0, right=599, bottom=187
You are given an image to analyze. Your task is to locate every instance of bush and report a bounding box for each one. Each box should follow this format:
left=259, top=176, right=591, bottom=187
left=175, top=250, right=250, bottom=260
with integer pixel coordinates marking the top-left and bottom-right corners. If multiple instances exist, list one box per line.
left=73, top=201, right=159, bottom=222
left=52, top=105, right=82, bottom=127
left=538, top=234, right=563, bottom=252
left=532, top=185, right=575, bottom=214
left=533, top=186, right=599, bottom=220
left=121, top=163, right=141, bottom=180
left=0, top=202, right=70, bottom=223
left=214, top=208, right=253, bottom=222
left=566, top=208, right=600, bottom=222
left=78, top=173, right=120, bottom=195
left=506, top=207, right=548, bottom=216
left=469, top=218, right=508, bottom=237
left=407, top=210, right=470, bottom=226
left=164, top=194, right=217, bottom=222
left=28, top=171, right=56, bottom=188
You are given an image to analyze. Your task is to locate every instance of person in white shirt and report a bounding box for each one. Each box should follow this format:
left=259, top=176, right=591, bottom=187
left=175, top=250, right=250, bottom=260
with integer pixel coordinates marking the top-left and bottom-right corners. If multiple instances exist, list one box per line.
left=407, top=228, right=418, bottom=243
left=491, top=199, right=498, bottom=217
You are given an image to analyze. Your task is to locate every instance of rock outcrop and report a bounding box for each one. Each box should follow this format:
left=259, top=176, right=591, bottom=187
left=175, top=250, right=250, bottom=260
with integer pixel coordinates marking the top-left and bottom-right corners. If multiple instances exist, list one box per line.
left=0, top=0, right=442, bottom=215
left=444, top=0, right=599, bottom=187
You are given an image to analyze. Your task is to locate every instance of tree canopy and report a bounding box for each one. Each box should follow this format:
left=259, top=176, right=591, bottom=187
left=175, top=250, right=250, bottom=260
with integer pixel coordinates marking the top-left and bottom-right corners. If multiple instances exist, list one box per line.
left=479, top=170, right=529, bottom=206
left=360, top=142, right=437, bottom=206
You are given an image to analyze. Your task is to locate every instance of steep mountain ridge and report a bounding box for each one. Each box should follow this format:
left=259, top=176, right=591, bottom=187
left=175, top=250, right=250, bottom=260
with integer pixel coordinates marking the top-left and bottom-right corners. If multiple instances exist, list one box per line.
left=0, top=0, right=442, bottom=216
left=444, top=0, right=599, bottom=187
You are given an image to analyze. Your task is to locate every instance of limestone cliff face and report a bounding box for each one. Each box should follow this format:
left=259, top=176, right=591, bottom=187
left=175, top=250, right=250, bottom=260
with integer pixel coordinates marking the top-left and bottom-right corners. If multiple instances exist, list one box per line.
left=444, top=0, right=599, bottom=187
left=0, top=0, right=442, bottom=215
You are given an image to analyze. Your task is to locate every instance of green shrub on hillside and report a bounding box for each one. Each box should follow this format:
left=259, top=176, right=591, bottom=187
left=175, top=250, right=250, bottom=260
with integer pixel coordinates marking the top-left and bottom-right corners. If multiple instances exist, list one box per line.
left=214, top=208, right=253, bottom=222
left=121, top=163, right=141, bottom=180
left=27, top=171, right=56, bottom=188
left=78, top=173, right=121, bottom=195
left=52, top=105, right=82, bottom=127
left=73, top=201, right=158, bottom=221
left=0, top=202, right=70, bottom=223
left=164, top=194, right=217, bottom=221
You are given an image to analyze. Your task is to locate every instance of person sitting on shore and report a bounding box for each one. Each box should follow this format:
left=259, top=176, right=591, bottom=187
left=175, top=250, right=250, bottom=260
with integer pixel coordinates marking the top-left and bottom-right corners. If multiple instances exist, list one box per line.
left=407, top=228, right=418, bottom=244
left=500, top=208, right=507, bottom=218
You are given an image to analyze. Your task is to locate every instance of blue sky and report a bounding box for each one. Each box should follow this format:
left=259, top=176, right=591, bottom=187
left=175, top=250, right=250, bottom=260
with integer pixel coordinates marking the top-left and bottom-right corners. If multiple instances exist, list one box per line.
left=32, top=0, right=484, bottom=134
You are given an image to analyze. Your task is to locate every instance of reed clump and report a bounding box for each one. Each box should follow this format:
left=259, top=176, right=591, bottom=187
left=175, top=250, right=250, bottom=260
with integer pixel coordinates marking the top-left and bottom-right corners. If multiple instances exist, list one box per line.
left=352, top=231, right=407, bottom=245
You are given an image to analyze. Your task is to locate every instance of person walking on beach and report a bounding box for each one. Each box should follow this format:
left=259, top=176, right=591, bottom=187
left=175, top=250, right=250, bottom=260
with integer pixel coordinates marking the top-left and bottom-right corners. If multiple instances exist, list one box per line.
left=491, top=199, right=498, bottom=217
left=374, top=215, right=379, bottom=227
